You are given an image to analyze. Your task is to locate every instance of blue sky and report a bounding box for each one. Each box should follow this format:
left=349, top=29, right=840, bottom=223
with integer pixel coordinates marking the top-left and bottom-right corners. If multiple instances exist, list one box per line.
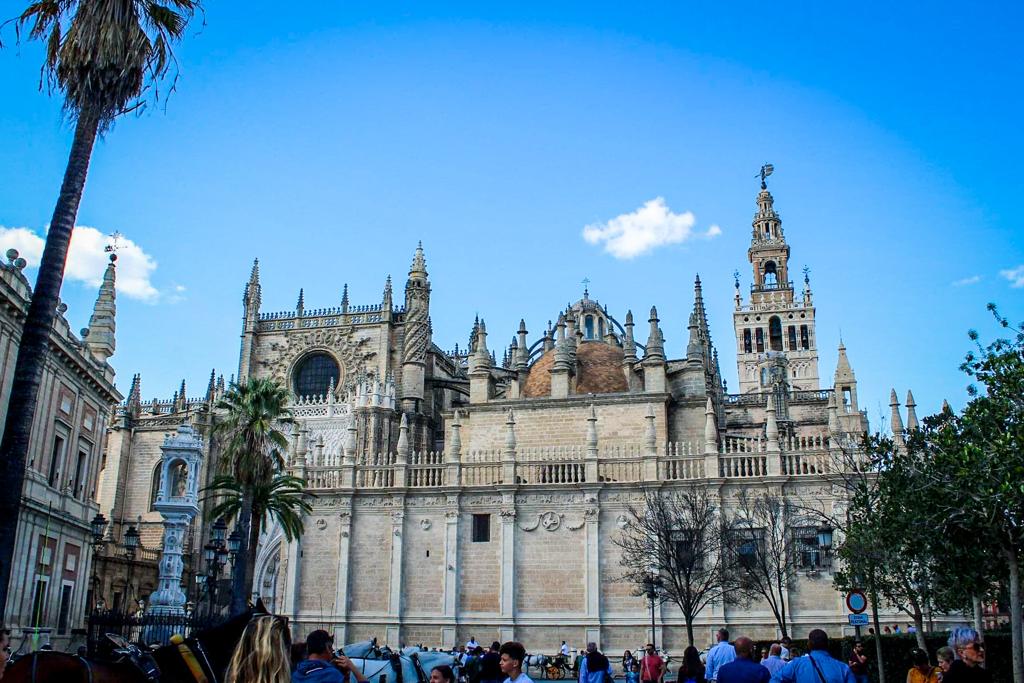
left=0, top=2, right=1021, bottom=424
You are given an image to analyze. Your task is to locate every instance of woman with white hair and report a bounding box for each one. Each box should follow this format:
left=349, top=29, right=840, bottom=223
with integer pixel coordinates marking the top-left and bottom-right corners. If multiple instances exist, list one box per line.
left=941, top=627, right=990, bottom=683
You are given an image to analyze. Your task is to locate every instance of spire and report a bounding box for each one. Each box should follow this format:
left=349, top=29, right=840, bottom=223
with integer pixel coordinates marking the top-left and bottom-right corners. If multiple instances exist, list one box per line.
left=834, top=340, right=854, bottom=381
left=206, top=369, right=216, bottom=401
left=802, top=265, right=813, bottom=305
left=686, top=311, right=702, bottom=365
left=942, top=399, right=952, bottom=414
left=553, top=314, right=571, bottom=370
left=515, top=319, right=529, bottom=371
left=470, top=318, right=492, bottom=372
left=84, top=255, right=117, bottom=361
left=644, top=306, right=664, bottom=360
left=409, top=241, right=427, bottom=279
left=127, top=373, right=142, bottom=416
left=296, top=288, right=304, bottom=315
left=341, top=283, right=349, bottom=312
left=734, top=270, right=742, bottom=309
left=905, top=390, right=919, bottom=431
left=623, top=310, right=637, bottom=361
left=243, top=258, right=261, bottom=308
left=543, top=320, right=555, bottom=353
left=889, top=389, right=905, bottom=441
left=383, top=275, right=393, bottom=310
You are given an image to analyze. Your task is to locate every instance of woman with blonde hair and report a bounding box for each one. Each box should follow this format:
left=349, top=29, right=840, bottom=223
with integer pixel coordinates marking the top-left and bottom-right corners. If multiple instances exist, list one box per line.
left=225, top=614, right=293, bottom=683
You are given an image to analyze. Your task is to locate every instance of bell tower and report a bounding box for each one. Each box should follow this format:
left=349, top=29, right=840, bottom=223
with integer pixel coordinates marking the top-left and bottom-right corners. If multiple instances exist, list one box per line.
left=732, top=166, right=820, bottom=394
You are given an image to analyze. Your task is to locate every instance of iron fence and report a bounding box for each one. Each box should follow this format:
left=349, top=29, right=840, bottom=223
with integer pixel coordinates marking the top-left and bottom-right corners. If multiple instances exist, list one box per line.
left=86, top=608, right=223, bottom=656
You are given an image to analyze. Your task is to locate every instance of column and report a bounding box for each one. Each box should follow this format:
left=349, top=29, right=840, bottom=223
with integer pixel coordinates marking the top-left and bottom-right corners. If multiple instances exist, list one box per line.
left=442, top=495, right=461, bottom=649
left=285, top=536, right=303, bottom=617
left=498, top=492, right=516, bottom=643
left=387, top=499, right=406, bottom=645
left=583, top=496, right=601, bottom=646
left=333, top=504, right=353, bottom=644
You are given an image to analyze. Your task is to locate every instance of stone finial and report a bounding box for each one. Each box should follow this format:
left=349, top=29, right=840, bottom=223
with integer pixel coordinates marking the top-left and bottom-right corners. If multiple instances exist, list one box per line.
left=85, top=255, right=117, bottom=361
left=469, top=318, right=492, bottom=373
left=587, top=405, right=598, bottom=450
left=341, top=283, right=349, bottom=312
left=343, top=422, right=357, bottom=465
left=889, top=389, right=905, bottom=439
left=905, top=390, right=919, bottom=431
left=516, top=320, right=530, bottom=371
left=704, top=397, right=718, bottom=454
left=942, top=399, right=952, bottom=414
left=623, top=310, right=637, bottom=361
left=296, top=288, right=305, bottom=315
left=504, top=409, right=517, bottom=452
left=644, top=404, right=656, bottom=453
left=205, top=369, right=216, bottom=401
left=827, top=392, right=840, bottom=433
left=383, top=275, right=393, bottom=309
left=243, top=258, right=262, bottom=310
left=765, top=394, right=780, bottom=450
left=397, top=413, right=410, bottom=462
left=449, top=409, right=462, bottom=457
left=644, top=306, right=664, bottom=360
left=553, top=314, right=571, bottom=370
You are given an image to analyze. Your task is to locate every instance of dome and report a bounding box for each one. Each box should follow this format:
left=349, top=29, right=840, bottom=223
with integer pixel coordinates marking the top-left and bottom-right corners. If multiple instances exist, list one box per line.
left=522, top=341, right=628, bottom=398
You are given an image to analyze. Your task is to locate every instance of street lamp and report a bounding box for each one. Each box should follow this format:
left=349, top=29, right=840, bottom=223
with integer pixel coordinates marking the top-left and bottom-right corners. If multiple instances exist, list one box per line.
left=227, top=527, right=242, bottom=565
left=212, top=517, right=228, bottom=545
left=123, top=524, right=140, bottom=610
left=642, top=573, right=664, bottom=651
left=90, top=513, right=108, bottom=546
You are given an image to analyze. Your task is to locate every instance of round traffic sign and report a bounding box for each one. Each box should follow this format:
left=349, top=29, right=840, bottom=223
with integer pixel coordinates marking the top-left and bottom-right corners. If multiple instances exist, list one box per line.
left=846, top=590, right=868, bottom=614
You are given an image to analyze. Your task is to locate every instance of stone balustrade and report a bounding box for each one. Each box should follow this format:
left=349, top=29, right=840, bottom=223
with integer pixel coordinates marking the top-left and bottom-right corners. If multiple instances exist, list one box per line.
left=295, top=435, right=847, bottom=491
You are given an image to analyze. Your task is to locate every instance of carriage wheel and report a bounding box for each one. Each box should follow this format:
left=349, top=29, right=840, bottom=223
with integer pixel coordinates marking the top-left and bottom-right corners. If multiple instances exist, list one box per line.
left=547, top=665, right=565, bottom=680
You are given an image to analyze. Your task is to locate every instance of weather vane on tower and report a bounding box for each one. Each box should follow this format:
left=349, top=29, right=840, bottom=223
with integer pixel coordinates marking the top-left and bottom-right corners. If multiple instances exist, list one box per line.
left=758, top=163, right=774, bottom=189
left=104, top=231, right=123, bottom=263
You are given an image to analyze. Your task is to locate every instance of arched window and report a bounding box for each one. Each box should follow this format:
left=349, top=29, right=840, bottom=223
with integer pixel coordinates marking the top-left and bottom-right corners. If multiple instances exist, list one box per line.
left=800, top=325, right=810, bottom=350
left=763, top=261, right=778, bottom=287
left=150, top=463, right=161, bottom=509
left=755, top=328, right=765, bottom=353
left=584, top=315, right=595, bottom=340
left=769, top=316, right=783, bottom=351
left=743, top=329, right=752, bottom=354
left=760, top=368, right=769, bottom=386
left=598, top=318, right=605, bottom=339
left=788, top=325, right=797, bottom=350
left=293, top=353, right=340, bottom=398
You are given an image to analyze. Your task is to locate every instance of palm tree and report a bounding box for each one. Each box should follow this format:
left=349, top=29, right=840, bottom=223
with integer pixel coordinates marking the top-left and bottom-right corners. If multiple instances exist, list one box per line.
left=205, top=473, right=313, bottom=552
left=0, top=0, right=201, bottom=620
left=213, top=377, right=295, bottom=615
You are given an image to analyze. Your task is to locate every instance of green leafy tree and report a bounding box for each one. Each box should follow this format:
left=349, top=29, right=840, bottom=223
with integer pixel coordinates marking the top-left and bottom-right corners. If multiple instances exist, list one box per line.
left=205, top=473, right=313, bottom=551
left=0, top=0, right=201, bottom=621
left=213, top=377, right=296, bottom=615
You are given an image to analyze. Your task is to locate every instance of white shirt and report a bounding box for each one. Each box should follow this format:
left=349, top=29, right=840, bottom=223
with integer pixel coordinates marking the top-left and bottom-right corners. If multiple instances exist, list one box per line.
left=507, top=673, right=534, bottom=683
left=468, top=640, right=480, bottom=650
left=561, top=644, right=571, bottom=656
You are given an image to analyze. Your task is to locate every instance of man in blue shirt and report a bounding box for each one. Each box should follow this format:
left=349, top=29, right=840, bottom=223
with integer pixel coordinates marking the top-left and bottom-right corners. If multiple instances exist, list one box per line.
left=718, top=637, right=770, bottom=683
left=771, top=630, right=855, bottom=683
left=705, top=629, right=737, bottom=682
left=293, top=630, right=369, bottom=683
left=761, top=645, right=786, bottom=678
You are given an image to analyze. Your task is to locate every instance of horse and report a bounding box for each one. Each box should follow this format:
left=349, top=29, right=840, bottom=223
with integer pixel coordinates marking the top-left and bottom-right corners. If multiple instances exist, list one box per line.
left=344, top=645, right=458, bottom=683
left=3, top=605, right=263, bottom=683
left=524, top=653, right=549, bottom=679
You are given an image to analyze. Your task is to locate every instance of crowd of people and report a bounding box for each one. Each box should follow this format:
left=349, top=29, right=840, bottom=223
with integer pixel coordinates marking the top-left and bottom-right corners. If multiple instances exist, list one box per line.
left=0, top=619, right=996, bottom=683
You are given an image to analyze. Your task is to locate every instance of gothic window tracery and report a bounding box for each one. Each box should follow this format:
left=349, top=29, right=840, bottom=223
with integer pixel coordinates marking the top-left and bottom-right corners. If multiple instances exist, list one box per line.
left=293, top=352, right=340, bottom=398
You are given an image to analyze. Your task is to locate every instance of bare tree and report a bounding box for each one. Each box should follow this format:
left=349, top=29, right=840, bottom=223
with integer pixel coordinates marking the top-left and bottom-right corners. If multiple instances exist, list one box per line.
left=613, top=486, right=736, bottom=646
left=724, top=490, right=805, bottom=638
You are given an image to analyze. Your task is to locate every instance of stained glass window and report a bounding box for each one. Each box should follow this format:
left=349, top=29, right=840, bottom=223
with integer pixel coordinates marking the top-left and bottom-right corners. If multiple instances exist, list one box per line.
left=293, top=353, right=340, bottom=398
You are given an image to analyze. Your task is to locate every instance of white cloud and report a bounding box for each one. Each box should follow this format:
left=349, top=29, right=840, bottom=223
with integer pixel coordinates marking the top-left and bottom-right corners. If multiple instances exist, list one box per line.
left=1000, top=265, right=1024, bottom=289
left=582, top=197, right=719, bottom=259
left=0, top=225, right=159, bottom=302
left=952, top=275, right=981, bottom=287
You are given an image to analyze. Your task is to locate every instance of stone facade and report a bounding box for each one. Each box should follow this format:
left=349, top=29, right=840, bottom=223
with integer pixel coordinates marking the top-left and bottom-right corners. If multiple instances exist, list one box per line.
left=98, top=181, right=921, bottom=653
left=0, top=250, right=122, bottom=650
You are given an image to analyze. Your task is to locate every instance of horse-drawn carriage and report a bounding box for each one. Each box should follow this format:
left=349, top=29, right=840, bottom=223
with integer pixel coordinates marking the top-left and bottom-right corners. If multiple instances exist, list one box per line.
left=524, top=652, right=576, bottom=680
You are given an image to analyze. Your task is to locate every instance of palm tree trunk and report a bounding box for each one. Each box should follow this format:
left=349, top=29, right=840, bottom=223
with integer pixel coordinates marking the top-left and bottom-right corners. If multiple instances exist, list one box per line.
left=0, top=110, right=100, bottom=621
left=230, top=495, right=255, bottom=615
left=1005, top=548, right=1023, bottom=683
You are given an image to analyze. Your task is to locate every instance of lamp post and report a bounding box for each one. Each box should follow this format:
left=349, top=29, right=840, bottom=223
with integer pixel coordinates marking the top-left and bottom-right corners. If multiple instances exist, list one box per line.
left=642, top=573, right=664, bottom=651
left=123, top=524, right=140, bottom=611
left=203, top=517, right=230, bottom=617
left=89, top=513, right=108, bottom=613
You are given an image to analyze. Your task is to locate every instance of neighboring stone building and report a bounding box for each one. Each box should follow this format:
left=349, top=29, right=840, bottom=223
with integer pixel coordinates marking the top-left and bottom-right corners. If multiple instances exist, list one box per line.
left=0, top=250, right=122, bottom=650
left=99, top=180, right=919, bottom=651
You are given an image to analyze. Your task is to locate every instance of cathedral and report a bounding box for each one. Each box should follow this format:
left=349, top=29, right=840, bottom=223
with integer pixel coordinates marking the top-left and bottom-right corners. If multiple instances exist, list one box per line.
left=94, top=179, right=921, bottom=651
